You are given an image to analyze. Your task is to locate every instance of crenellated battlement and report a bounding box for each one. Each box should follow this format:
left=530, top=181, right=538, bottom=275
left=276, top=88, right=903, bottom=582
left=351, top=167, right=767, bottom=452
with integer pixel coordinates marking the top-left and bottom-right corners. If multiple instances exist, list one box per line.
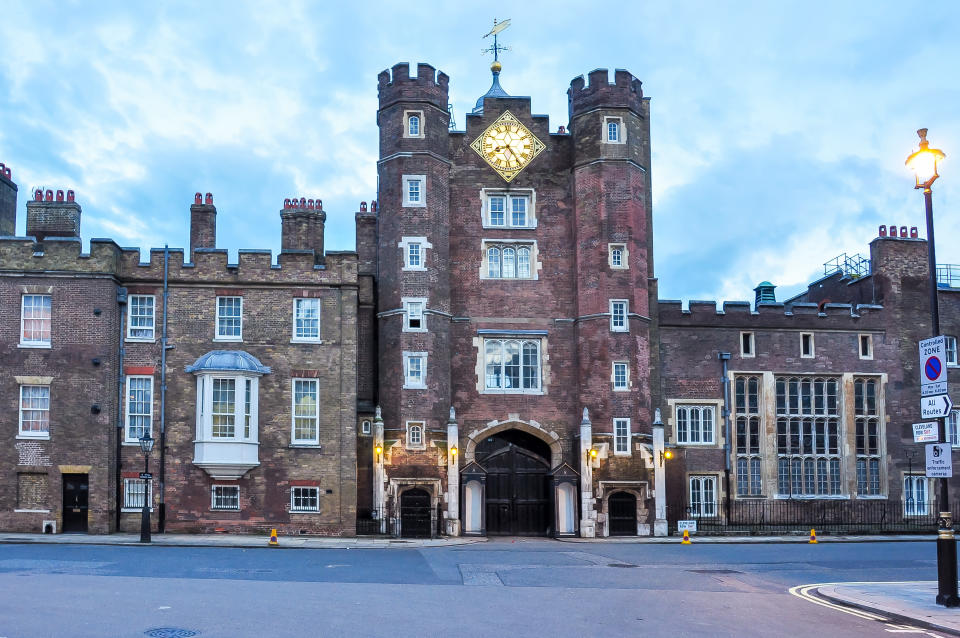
left=658, top=298, right=886, bottom=328
left=378, top=62, right=449, bottom=111
left=568, top=68, right=644, bottom=118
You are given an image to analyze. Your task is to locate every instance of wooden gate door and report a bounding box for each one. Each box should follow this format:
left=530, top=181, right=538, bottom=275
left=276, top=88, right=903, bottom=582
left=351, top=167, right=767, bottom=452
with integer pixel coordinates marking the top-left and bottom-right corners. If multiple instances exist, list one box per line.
left=61, top=474, right=89, bottom=533
left=608, top=491, right=638, bottom=536
left=400, top=488, right=432, bottom=538
left=483, top=443, right=550, bottom=536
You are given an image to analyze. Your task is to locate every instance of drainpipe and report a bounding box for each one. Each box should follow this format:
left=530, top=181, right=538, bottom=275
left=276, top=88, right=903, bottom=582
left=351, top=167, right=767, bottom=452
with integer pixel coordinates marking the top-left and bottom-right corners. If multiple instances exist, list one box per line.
left=158, top=246, right=170, bottom=533
left=115, top=287, right=128, bottom=532
left=719, top=352, right=732, bottom=522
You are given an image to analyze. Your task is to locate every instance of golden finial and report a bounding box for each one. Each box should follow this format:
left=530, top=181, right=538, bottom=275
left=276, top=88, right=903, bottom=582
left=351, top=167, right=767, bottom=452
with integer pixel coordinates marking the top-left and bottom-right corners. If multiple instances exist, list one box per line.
left=491, top=60, right=502, bottom=74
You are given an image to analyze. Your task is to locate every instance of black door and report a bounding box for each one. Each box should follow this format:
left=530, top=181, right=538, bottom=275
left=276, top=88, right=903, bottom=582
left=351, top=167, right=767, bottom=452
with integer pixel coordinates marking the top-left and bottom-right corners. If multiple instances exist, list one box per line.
left=479, top=431, right=551, bottom=536
left=608, top=491, right=638, bottom=536
left=61, top=474, right=89, bottom=533
left=400, top=488, right=432, bottom=538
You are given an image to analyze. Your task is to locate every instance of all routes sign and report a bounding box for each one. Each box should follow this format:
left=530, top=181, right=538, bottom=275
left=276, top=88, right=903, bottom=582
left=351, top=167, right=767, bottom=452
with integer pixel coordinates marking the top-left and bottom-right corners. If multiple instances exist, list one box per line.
left=921, top=394, right=954, bottom=419
left=919, top=336, right=948, bottom=397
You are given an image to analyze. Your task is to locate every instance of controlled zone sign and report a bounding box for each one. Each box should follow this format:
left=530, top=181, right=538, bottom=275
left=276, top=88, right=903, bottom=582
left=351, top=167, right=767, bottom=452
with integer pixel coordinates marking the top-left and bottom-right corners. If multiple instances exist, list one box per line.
left=926, top=443, right=953, bottom=478
left=920, top=336, right=948, bottom=397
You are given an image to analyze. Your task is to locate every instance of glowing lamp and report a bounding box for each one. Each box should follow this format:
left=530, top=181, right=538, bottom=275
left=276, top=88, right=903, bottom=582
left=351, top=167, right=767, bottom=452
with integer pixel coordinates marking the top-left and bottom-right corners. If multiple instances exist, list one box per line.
left=906, top=128, right=945, bottom=190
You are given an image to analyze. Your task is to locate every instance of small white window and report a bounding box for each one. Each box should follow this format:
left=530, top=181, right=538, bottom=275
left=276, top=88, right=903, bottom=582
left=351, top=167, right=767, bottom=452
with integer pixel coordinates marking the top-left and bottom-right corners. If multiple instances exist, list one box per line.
left=859, top=334, right=873, bottom=360
left=947, top=410, right=960, bottom=448
left=291, top=486, right=320, bottom=512
left=360, top=420, right=372, bottom=436
left=216, top=296, right=243, bottom=341
left=127, top=295, right=156, bottom=341
left=676, top=405, right=716, bottom=445
left=689, top=476, right=717, bottom=517
left=403, top=110, right=424, bottom=138
left=408, top=243, right=422, bottom=268
left=740, top=331, right=755, bottom=358
left=406, top=421, right=425, bottom=449
left=483, top=191, right=535, bottom=228
left=293, top=298, right=321, bottom=342
left=403, top=352, right=427, bottom=389
left=801, top=333, right=815, bottom=358
left=612, top=361, right=629, bottom=391
left=20, top=294, right=51, bottom=347
left=211, top=485, right=240, bottom=510
left=398, top=236, right=431, bottom=271
left=903, top=475, right=930, bottom=516
left=125, top=376, right=153, bottom=443
left=603, top=116, right=625, bottom=144
left=614, top=418, right=631, bottom=455
left=123, top=478, right=152, bottom=511
left=402, top=175, right=426, bottom=207
left=609, top=244, right=628, bottom=269
left=610, top=300, right=628, bottom=332
left=19, top=385, right=50, bottom=439
left=946, top=336, right=958, bottom=366
left=403, top=298, right=427, bottom=332
left=292, top=379, right=319, bottom=445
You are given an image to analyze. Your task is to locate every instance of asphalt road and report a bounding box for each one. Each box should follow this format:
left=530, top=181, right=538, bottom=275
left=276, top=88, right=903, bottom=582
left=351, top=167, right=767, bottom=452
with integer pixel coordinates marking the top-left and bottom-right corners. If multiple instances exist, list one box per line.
left=0, top=539, right=948, bottom=637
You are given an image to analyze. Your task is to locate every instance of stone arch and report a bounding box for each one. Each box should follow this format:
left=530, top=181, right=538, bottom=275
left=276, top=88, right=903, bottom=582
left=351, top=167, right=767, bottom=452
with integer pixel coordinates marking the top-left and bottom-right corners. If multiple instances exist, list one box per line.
left=597, top=482, right=649, bottom=537
left=464, top=418, right=563, bottom=468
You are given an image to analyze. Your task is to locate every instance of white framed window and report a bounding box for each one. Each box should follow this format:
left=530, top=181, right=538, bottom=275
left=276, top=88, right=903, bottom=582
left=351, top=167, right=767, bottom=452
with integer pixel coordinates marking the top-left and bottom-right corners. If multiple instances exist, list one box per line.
left=18, top=385, right=50, bottom=439
left=20, top=294, right=51, bottom=347
left=735, top=376, right=763, bottom=496
left=123, top=478, right=152, bottom=511
left=947, top=336, right=958, bottom=366
left=125, top=376, right=153, bottom=443
left=603, top=116, right=625, bottom=144
left=403, top=110, right=424, bottom=138
left=291, top=486, right=320, bottom=512
left=406, top=421, right=425, bottom=449
left=211, top=485, right=240, bottom=510
left=215, top=296, right=243, bottom=341
left=612, top=361, right=629, bottom=391
left=402, top=175, right=426, bottom=207
left=398, top=236, right=431, bottom=271
left=859, top=334, right=873, bottom=360
left=482, top=190, right=535, bottom=228
left=904, top=475, right=930, bottom=516
left=740, top=331, right=755, bottom=358
left=408, top=243, right=422, bottom=267
left=403, top=352, right=427, bottom=389
left=855, top=378, right=883, bottom=496
left=360, top=420, right=372, bottom=436
left=610, top=300, right=628, bottom=332
left=613, top=418, right=631, bottom=455
left=608, top=243, right=628, bottom=269
left=689, top=475, right=717, bottom=517
left=483, top=338, right=542, bottom=394
left=775, top=376, right=842, bottom=497
left=195, top=374, right=259, bottom=443
left=292, top=298, right=321, bottom=342
left=292, top=379, right=319, bottom=445
left=484, top=242, right=535, bottom=279
left=947, top=410, right=960, bottom=447
left=127, top=295, right=156, bottom=341
left=801, top=332, right=815, bottom=358
left=676, top=405, right=716, bottom=445
left=402, top=298, right=427, bottom=332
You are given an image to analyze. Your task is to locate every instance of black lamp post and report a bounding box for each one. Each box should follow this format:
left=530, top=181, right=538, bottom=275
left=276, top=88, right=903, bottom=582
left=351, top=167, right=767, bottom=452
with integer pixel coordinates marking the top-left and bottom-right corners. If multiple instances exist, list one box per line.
left=138, top=432, right=155, bottom=543
left=906, top=128, right=956, bottom=607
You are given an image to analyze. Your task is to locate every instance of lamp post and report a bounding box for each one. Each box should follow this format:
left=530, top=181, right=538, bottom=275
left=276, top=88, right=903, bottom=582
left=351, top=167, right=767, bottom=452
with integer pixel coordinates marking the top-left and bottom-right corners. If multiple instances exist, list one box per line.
left=138, top=432, right=155, bottom=543
left=906, top=128, right=956, bottom=607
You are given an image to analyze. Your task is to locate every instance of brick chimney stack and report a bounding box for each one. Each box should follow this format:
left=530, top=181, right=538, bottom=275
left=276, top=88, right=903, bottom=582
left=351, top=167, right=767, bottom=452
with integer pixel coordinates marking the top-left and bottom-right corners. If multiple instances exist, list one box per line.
left=0, top=162, right=16, bottom=236
left=26, top=188, right=81, bottom=240
left=190, top=192, right=217, bottom=258
left=280, top=197, right=325, bottom=264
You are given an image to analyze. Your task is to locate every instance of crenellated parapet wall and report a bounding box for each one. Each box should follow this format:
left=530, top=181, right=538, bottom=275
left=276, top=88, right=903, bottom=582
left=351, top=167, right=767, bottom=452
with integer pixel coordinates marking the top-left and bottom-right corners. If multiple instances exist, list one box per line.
left=377, top=62, right=449, bottom=111
left=568, top=68, right=644, bottom=118
left=658, top=298, right=886, bottom=329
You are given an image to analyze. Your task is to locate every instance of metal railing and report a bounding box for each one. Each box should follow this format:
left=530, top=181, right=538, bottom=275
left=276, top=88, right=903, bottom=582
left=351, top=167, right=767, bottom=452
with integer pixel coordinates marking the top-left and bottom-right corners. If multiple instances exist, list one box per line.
left=667, top=499, right=956, bottom=535
left=937, top=264, right=960, bottom=288
left=824, top=253, right=871, bottom=279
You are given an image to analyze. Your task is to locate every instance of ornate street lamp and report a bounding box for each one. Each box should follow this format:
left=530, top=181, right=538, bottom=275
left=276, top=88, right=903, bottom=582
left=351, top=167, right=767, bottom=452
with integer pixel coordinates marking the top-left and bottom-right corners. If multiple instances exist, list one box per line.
left=906, top=129, right=956, bottom=607
left=138, top=432, right=155, bottom=543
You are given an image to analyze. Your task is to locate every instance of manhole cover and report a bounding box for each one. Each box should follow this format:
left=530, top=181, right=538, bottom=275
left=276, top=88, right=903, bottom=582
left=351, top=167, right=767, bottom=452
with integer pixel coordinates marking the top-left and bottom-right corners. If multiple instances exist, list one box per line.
left=607, top=563, right=638, bottom=568
left=688, top=569, right=742, bottom=574
left=145, top=629, right=200, bottom=638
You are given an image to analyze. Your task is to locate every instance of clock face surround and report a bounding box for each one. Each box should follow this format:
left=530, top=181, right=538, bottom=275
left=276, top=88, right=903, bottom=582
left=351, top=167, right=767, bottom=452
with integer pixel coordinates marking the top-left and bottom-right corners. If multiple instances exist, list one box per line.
left=471, top=111, right=545, bottom=182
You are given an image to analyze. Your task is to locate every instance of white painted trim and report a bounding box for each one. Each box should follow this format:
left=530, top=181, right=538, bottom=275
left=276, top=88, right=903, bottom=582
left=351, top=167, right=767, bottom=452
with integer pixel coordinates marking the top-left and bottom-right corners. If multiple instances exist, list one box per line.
left=124, top=375, right=154, bottom=443
left=290, top=378, right=320, bottom=446
left=402, top=175, right=426, bottom=207
left=609, top=299, right=628, bottom=332
left=405, top=420, right=426, bottom=450
left=403, top=110, right=425, bottom=139
left=608, top=243, right=628, bottom=269
left=398, top=236, right=432, bottom=271
left=613, top=417, right=631, bottom=455
left=126, top=294, right=156, bottom=341
left=402, top=351, right=428, bottom=389
left=20, top=293, right=51, bottom=348
left=401, top=297, right=428, bottom=332
left=291, top=297, right=322, bottom=343
left=740, top=331, right=755, bottom=358
left=479, top=188, right=537, bottom=229
left=215, top=295, right=243, bottom=341
left=602, top=116, right=626, bottom=144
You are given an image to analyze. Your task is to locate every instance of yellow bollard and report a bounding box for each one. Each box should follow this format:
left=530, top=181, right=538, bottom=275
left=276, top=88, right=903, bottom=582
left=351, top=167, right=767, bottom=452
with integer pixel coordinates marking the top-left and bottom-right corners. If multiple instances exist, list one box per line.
left=269, top=528, right=279, bottom=547
left=681, top=529, right=691, bottom=545
left=809, top=528, right=818, bottom=544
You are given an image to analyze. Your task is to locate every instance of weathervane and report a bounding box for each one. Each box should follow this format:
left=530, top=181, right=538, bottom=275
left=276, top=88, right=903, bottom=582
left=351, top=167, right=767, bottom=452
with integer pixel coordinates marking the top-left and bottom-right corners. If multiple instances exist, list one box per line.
left=482, top=18, right=511, bottom=62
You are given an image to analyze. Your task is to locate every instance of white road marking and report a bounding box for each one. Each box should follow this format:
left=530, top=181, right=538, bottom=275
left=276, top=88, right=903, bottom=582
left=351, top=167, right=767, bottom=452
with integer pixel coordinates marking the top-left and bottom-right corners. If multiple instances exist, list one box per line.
left=790, top=583, right=946, bottom=637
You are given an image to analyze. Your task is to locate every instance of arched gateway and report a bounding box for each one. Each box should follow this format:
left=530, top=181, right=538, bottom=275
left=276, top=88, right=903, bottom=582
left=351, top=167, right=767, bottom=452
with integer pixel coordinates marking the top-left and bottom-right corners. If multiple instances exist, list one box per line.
left=476, top=430, right=552, bottom=536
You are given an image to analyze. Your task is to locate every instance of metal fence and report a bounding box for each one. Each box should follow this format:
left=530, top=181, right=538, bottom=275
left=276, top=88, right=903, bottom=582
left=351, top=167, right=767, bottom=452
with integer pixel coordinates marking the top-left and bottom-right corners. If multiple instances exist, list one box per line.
left=667, top=500, right=957, bottom=535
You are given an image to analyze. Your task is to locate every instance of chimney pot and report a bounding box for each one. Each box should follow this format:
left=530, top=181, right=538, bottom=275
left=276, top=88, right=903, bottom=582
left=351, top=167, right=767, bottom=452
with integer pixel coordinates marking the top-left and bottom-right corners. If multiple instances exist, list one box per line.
left=889, top=225, right=898, bottom=237
left=56, top=189, right=64, bottom=202
left=284, top=198, right=290, bottom=208
left=900, top=225, right=907, bottom=238
left=911, top=226, right=918, bottom=238
left=360, top=201, right=367, bottom=212
left=371, top=200, right=378, bottom=212
left=317, top=199, right=322, bottom=210
left=879, top=225, right=887, bottom=237
left=299, top=197, right=306, bottom=208
left=45, top=189, right=53, bottom=202
left=35, top=189, right=43, bottom=201
left=205, top=193, right=213, bottom=205
left=194, top=192, right=202, bottom=205
left=307, top=199, right=314, bottom=209
left=67, top=190, right=75, bottom=202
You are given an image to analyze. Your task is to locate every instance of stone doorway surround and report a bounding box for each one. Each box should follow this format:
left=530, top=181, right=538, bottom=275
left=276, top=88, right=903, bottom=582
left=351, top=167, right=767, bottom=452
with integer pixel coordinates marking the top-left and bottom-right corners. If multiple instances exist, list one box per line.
left=597, top=481, right=650, bottom=537
left=463, top=416, right=563, bottom=469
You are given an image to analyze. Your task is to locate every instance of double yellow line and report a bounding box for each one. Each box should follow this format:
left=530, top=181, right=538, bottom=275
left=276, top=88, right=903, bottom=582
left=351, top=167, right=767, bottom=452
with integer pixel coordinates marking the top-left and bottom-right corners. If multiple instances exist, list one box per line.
left=788, top=582, right=891, bottom=622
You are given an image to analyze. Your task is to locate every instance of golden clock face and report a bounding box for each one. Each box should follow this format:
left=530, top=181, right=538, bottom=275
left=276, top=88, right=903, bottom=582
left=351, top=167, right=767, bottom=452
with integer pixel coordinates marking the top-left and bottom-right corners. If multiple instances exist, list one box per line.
left=471, top=111, right=545, bottom=182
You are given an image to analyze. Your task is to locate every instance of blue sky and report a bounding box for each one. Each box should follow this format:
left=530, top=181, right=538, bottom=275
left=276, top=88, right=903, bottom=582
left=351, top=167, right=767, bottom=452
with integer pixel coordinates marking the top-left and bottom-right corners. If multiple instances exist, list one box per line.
left=1, top=1, right=958, bottom=303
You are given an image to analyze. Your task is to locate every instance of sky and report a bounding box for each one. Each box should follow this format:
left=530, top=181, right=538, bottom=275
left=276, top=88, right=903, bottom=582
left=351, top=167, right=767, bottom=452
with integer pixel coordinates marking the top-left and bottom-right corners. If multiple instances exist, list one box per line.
left=1, top=1, right=958, bottom=303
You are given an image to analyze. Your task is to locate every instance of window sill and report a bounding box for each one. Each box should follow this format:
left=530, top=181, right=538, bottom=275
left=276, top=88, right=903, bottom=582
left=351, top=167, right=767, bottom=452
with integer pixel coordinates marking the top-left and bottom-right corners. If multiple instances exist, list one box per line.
left=405, top=446, right=427, bottom=452
left=14, top=509, right=51, bottom=513
left=125, top=338, right=156, bottom=344
left=402, top=267, right=428, bottom=272
left=122, top=441, right=153, bottom=446
left=609, top=266, right=629, bottom=271
left=480, top=277, right=538, bottom=282
left=402, top=202, right=426, bottom=208
left=213, top=337, right=243, bottom=343
left=402, top=328, right=428, bottom=333
left=482, top=390, right=544, bottom=396
left=613, top=387, right=630, bottom=392
left=403, top=384, right=427, bottom=390
left=210, top=508, right=241, bottom=512
left=676, top=442, right=718, bottom=447
left=290, top=339, right=323, bottom=344
left=610, top=328, right=629, bottom=334
left=773, top=494, right=851, bottom=500
left=855, top=494, right=888, bottom=500
left=289, top=444, right=322, bottom=449
left=290, top=510, right=321, bottom=514
left=481, top=224, right=537, bottom=230
left=16, top=434, right=50, bottom=441
left=121, top=508, right=154, bottom=513
left=18, top=343, right=51, bottom=349
left=613, top=452, right=632, bottom=457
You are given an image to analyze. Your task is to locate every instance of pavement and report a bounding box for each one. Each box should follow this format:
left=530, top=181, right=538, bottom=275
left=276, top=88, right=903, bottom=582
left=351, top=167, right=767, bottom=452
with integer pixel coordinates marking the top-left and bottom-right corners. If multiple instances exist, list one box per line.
left=817, top=582, right=960, bottom=636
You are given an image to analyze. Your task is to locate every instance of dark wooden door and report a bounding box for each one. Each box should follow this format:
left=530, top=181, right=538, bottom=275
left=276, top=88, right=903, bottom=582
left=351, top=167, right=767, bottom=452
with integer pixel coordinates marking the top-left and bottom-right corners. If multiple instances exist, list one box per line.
left=61, top=474, right=89, bottom=533
left=400, top=488, right=432, bottom=538
left=608, top=491, right=637, bottom=536
left=483, top=444, right=550, bottom=536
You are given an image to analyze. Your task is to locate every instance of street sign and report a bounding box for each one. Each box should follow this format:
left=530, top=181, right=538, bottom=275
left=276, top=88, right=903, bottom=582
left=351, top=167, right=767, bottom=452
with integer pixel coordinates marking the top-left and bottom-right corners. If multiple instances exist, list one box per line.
left=139, top=472, right=153, bottom=480
left=926, top=443, right=953, bottom=478
left=677, top=520, right=697, bottom=533
left=920, top=336, right=948, bottom=397
left=914, top=422, right=940, bottom=443
left=921, top=394, right=954, bottom=419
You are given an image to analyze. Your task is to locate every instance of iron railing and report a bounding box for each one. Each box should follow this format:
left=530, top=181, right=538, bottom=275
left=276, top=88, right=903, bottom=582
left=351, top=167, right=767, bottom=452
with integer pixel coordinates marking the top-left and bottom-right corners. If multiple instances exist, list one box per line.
left=667, top=499, right=957, bottom=535
left=937, top=264, right=960, bottom=288
left=824, top=253, right=871, bottom=279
